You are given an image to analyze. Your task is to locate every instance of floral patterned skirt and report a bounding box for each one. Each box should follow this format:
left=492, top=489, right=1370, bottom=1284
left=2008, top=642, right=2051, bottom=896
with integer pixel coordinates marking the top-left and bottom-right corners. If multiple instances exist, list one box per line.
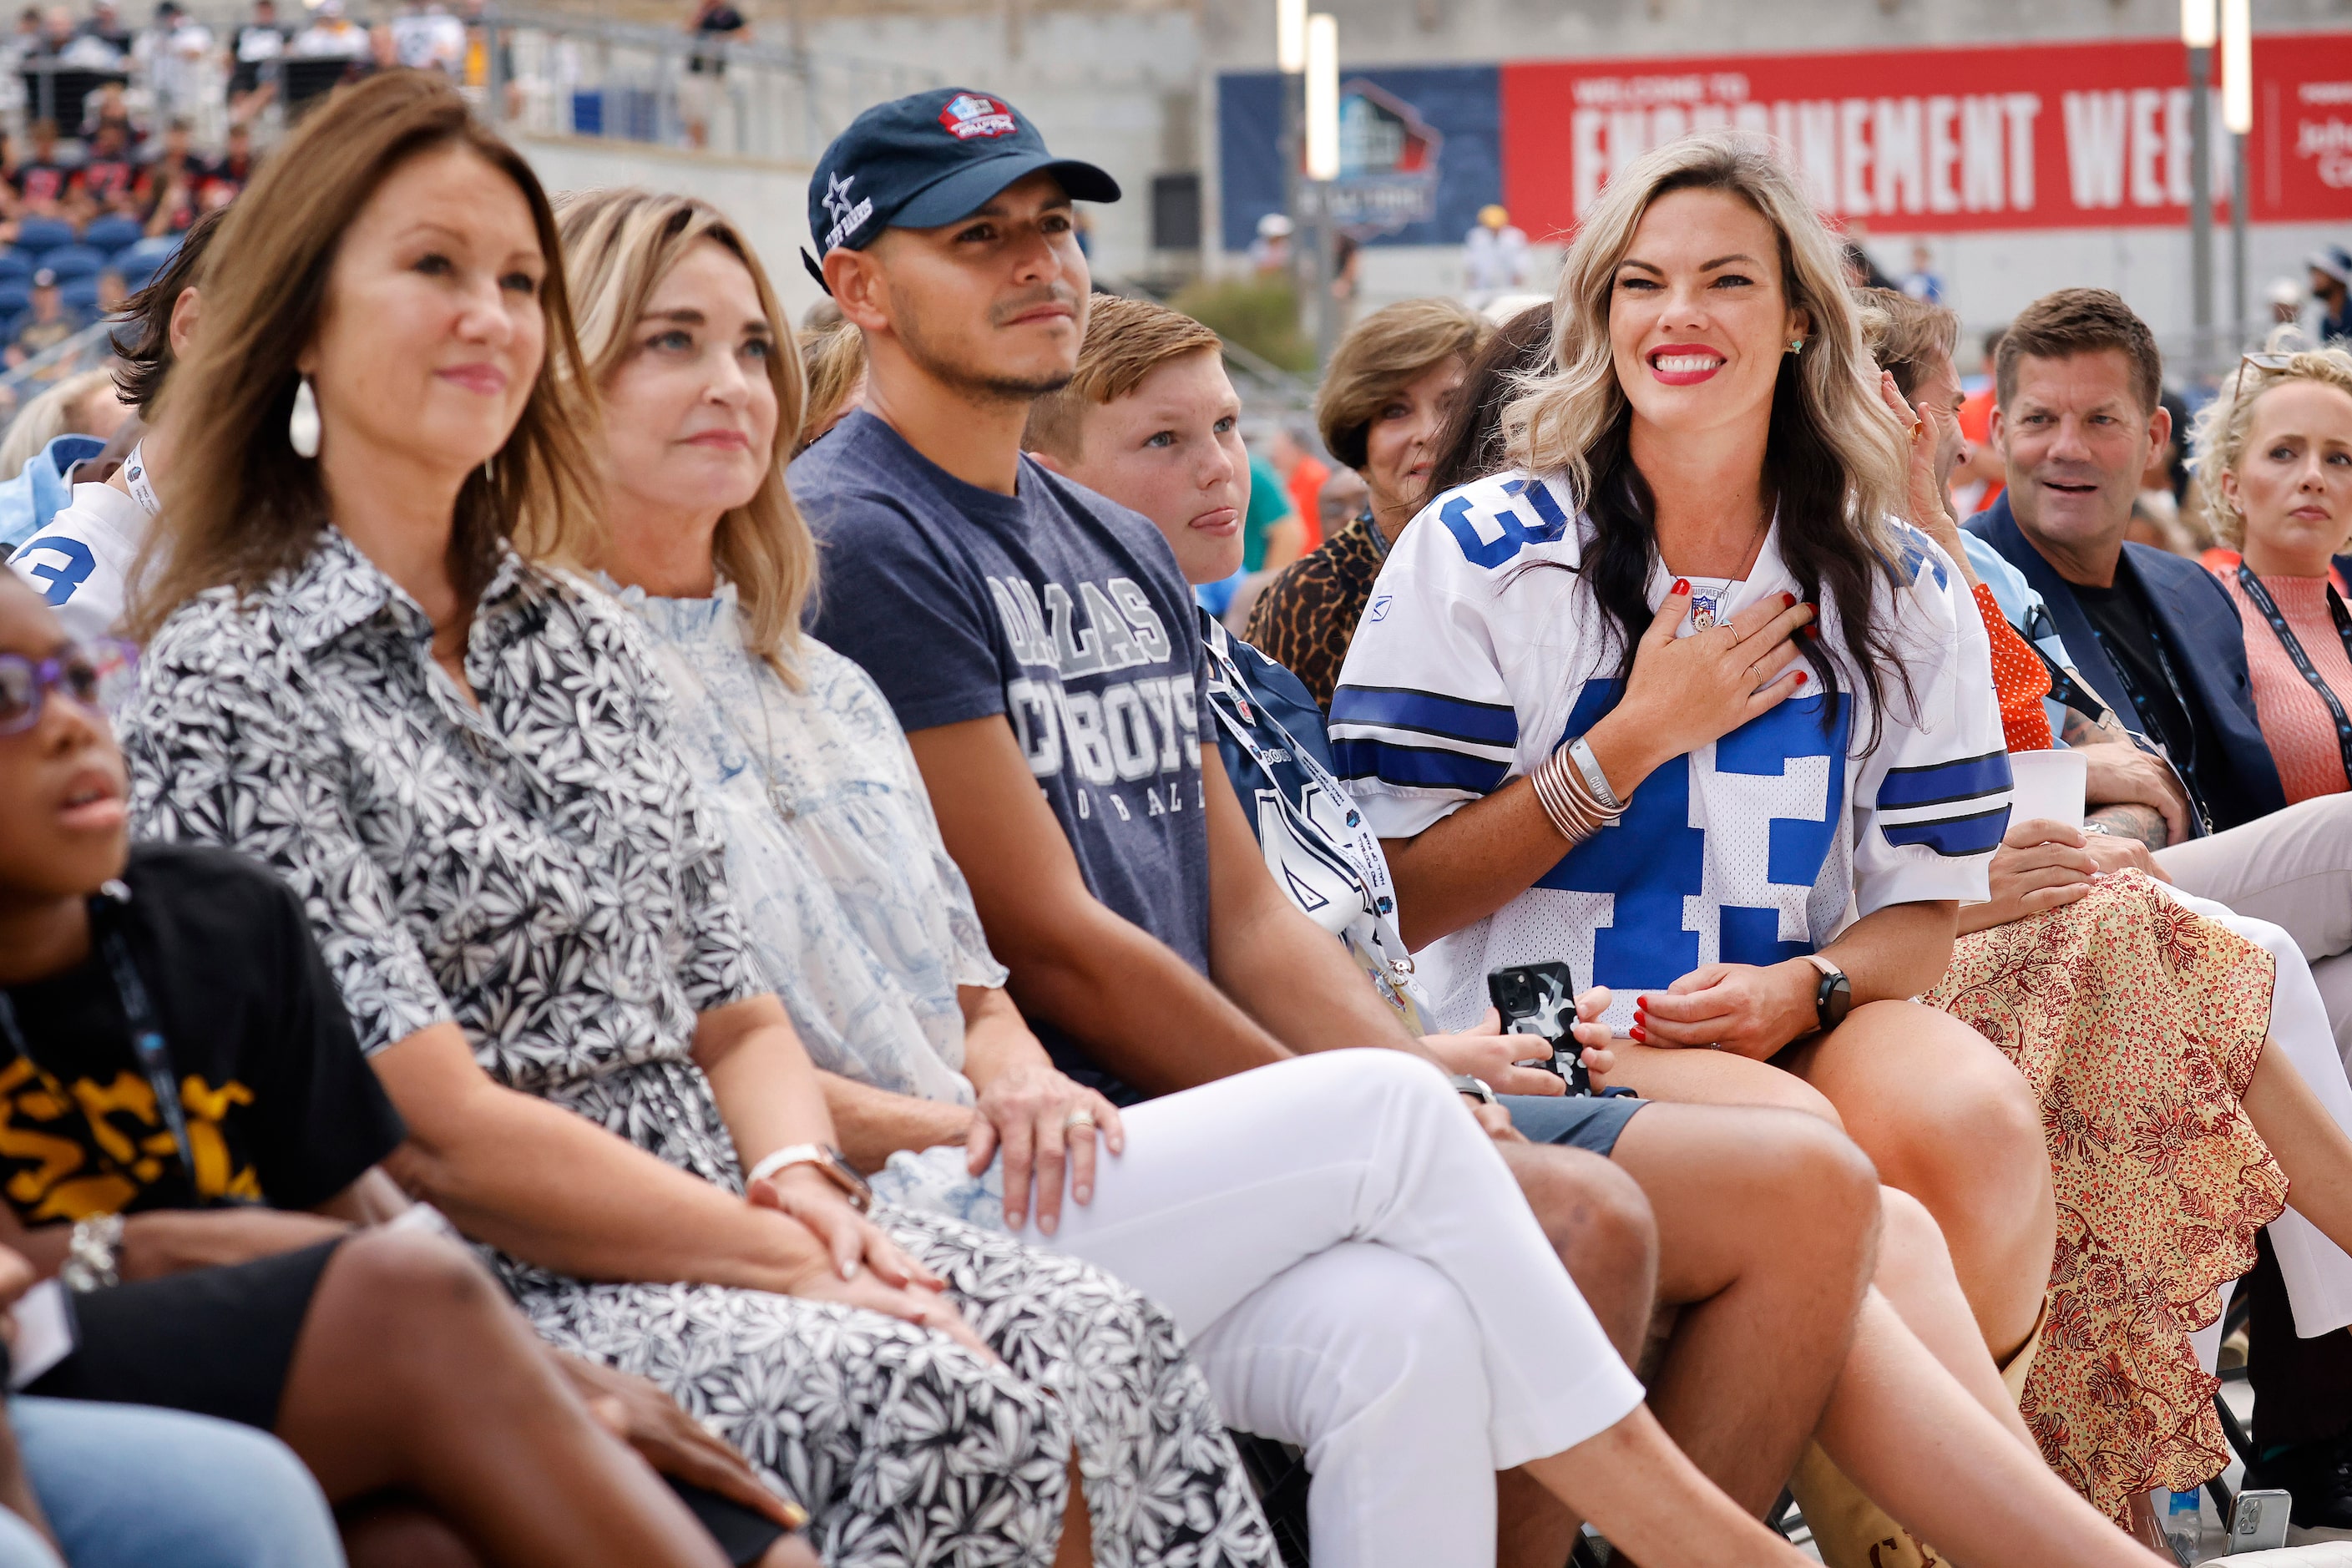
left=520, top=1205, right=1277, bottom=1568
left=1925, top=873, right=2289, bottom=1523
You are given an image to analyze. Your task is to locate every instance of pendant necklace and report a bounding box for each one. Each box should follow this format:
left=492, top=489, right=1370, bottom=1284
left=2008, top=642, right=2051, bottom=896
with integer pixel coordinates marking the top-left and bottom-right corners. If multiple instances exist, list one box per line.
left=707, top=655, right=799, bottom=821
left=1674, top=503, right=1774, bottom=631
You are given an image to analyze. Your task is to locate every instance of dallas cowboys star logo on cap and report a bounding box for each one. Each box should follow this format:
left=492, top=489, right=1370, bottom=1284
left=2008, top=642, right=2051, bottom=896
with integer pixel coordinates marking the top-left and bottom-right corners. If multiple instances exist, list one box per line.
left=821, top=171, right=857, bottom=224
left=818, top=169, right=875, bottom=250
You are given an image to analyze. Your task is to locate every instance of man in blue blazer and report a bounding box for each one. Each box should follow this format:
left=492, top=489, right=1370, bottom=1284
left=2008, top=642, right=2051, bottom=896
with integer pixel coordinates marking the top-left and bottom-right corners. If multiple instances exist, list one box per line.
left=1966, top=288, right=2352, bottom=1528
left=1963, top=291, right=2285, bottom=836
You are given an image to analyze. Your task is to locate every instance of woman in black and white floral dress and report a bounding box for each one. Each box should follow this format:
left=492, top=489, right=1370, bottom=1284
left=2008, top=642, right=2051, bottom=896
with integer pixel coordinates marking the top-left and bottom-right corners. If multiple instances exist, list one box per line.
left=116, top=73, right=1274, bottom=1568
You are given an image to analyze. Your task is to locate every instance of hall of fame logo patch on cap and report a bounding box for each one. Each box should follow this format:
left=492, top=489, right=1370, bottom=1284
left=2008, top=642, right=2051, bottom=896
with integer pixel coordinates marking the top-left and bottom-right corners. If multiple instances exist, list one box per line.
left=938, top=93, right=1017, bottom=139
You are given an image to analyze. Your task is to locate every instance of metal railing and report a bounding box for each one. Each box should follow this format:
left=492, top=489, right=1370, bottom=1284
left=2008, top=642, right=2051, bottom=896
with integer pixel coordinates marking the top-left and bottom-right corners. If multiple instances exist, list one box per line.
left=477, top=8, right=938, bottom=167
left=1214, top=327, right=1317, bottom=416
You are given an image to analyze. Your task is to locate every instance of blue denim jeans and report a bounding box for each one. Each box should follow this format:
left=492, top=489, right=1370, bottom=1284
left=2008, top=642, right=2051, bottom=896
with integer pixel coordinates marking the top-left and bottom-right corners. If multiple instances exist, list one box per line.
left=7, top=1397, right=345, bottom=1567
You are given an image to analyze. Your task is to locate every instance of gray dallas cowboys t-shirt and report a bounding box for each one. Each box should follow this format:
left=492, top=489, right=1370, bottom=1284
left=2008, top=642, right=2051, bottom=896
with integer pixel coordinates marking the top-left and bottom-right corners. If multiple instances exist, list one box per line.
left=794, top=409, right=1213, bottom=1104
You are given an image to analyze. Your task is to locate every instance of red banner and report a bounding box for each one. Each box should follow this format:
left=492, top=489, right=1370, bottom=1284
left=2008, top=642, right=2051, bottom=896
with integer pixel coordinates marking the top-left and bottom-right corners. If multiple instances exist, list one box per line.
left=1499, top=33, right=2352, bottom=240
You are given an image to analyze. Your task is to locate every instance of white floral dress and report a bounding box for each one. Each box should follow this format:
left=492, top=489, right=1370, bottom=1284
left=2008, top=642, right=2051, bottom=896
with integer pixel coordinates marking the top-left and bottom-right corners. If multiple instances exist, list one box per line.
left=119, top=530, right=1275, bottom=1568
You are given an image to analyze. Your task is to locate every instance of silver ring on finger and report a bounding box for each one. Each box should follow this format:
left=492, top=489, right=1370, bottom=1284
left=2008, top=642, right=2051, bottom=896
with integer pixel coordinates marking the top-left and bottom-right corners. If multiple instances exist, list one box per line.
left=1064, top=1109, right=1097, bottom=1132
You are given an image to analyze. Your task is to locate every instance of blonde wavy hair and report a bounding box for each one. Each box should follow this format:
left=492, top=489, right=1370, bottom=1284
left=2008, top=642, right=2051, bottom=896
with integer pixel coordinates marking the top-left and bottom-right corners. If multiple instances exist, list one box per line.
left=2190, top=336, right=2352, bottom=550
left=554, top=187, right=816, bottom=680
left=1503, top=129, right=1915, bottom=740
left=794, top=320, right=865, bottom=457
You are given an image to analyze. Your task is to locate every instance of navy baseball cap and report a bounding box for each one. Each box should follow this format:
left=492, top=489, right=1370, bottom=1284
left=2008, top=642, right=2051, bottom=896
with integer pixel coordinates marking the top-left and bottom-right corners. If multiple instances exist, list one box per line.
left=804, top=89, right=1118, bottom=285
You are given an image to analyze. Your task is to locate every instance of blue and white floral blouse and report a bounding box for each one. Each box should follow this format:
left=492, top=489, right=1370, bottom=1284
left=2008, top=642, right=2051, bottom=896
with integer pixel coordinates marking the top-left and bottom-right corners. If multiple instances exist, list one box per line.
left=616, top=580, right=1004, bottom=1096
left=615, top=581, right=1011, bottom=1222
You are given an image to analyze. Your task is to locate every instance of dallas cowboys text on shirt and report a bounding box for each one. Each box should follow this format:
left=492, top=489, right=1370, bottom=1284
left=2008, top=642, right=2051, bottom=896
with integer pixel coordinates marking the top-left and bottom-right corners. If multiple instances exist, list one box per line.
left=988, top=571, right=1204, bottom=823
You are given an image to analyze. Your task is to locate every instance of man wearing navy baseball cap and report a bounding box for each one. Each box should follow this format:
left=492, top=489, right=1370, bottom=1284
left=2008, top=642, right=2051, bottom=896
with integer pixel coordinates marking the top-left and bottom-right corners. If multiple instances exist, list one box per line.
left=803, top=89, right=1120, bottom=279
left=791, top=93, right=1878, bottom=1568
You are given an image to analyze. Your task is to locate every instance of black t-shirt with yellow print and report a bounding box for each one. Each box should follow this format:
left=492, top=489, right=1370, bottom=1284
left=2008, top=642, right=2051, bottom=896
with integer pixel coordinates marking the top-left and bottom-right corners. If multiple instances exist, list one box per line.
left=0, top=844, right=404, bottom=1221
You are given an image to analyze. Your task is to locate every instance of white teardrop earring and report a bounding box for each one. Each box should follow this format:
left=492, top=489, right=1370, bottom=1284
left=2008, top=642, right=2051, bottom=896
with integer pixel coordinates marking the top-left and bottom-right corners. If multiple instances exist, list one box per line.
left=287, top=375, right=321, bottom=458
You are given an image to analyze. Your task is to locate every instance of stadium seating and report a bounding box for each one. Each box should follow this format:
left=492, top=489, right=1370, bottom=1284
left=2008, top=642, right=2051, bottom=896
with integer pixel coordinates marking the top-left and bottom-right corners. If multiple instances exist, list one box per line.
left=13, top=217, right=75, bottom=255
left=36, top=245, right=105, bottom=281
left=80, top=215, right=143, bottom=254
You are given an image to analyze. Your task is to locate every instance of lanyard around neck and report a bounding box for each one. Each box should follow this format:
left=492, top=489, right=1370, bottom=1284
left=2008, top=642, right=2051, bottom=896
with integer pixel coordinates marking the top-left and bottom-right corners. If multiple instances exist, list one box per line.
left=119, top=443, right=160, bottom=517
left=0, top=893, right=197, bottom=1186
left=1198, top=620, right=1410, bottom=955
left=2084, top=609, right=2203, bottom=807
left=2236, top=563, right=2352, bottom=786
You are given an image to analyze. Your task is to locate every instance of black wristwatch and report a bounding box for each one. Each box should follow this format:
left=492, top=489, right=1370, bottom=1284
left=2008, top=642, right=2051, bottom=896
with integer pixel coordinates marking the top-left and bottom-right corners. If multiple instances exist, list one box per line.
left=1802, top=955, right=1852, bottom=1034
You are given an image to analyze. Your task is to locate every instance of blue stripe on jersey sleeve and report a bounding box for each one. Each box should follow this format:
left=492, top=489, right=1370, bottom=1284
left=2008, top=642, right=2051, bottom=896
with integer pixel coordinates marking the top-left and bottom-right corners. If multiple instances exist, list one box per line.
left=1881, top=805, right=2011, bottom=857
left=1875, top=749, right=2013, bottom=809
left=1329, top=736, right=1510, bottom=795
left=1328, top=685, right=1520, bottom=747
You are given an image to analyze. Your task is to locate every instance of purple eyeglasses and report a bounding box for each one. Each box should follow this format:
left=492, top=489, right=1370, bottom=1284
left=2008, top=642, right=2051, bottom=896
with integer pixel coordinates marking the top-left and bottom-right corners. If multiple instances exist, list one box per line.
left=0, top=638, right=137, bottom=736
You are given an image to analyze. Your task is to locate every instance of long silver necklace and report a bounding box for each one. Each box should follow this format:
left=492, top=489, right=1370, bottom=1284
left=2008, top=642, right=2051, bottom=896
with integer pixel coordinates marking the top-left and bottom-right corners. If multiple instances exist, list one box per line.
left=707, top=654, right=800, bottom=820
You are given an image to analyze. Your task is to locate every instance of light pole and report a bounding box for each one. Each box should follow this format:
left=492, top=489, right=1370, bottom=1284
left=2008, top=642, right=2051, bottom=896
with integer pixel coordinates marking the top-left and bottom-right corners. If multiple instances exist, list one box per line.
left=1304, top=12, right=1340, bottom=368
left=2223, top=0, right=2253, bottom=356
left=1276, top=0, right=1305, bottom=304
left=2183, top=0, right=2215, bottom=375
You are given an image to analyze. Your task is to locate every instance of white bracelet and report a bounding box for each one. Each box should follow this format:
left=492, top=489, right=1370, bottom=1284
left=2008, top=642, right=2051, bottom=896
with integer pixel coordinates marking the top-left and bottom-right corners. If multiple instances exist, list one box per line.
left=746, top=1146, right=806, bottom=1187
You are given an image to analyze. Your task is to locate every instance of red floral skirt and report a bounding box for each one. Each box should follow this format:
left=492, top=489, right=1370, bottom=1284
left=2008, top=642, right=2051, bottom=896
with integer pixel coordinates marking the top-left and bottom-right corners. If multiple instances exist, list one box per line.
left=1926, top=873, right=2287, bottom=1522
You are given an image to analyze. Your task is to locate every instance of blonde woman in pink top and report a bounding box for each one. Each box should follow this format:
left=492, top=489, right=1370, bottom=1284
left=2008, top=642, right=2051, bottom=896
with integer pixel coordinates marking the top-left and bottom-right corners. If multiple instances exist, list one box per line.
left=2198, top=346, right=2352, bottom=803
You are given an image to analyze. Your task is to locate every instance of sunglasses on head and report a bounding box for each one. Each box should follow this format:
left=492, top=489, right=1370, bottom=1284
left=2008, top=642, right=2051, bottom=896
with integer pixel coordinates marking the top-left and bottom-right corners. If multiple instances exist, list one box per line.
left=2234, top=351, right=2299, bottom=406
left=0, top=638, right=137, bottom=736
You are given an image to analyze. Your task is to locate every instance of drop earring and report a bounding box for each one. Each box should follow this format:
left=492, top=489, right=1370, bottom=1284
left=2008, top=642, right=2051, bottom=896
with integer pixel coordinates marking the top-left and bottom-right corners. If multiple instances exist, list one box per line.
left=288, top=376, right=320, bottom=458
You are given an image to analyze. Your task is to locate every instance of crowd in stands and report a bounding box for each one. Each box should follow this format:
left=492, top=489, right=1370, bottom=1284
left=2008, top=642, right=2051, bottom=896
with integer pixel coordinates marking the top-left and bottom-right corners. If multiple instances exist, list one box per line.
left=4, top=57, right=2352, bottom=1568
left=0, top=0, right=493, bottom=387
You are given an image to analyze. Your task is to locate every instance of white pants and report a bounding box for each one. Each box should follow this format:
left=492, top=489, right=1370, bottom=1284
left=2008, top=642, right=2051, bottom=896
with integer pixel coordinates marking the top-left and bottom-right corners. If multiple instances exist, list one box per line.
left=2160, top=887, right=2352, bottom=1348
left=1006, top=1049, right=1642, bottom=1568
left=2159, top=793, right=2352, bottom=1066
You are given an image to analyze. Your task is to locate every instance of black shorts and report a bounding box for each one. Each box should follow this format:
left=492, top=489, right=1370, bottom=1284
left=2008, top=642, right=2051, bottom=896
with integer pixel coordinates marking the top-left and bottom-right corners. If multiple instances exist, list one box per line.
left=26, top=1237, right=798, bottom=1564
left=669, top=1479, right=790, bottom=1566
left=28, top=1237, right=339, bottom=1431
left=1501, top=1088, right=1648, bottom=1156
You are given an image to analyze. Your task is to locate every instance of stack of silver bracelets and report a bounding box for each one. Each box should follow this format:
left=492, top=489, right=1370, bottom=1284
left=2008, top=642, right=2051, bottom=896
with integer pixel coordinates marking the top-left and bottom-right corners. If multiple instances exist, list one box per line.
left=1529, top=735, right=1625, bottom=847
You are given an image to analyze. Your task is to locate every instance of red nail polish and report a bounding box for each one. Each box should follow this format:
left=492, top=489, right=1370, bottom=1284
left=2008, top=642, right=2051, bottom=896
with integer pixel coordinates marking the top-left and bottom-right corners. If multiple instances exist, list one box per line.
left=1672, top=579, right=1690, bottom=595
left=1803, top=624, right=1820, bottom=640
left=1796, top=671, right=1808, bottom=684
left=1630, top=1024, right=1647, bottom=1042
left=1782, top=591, right=1797, bottom=607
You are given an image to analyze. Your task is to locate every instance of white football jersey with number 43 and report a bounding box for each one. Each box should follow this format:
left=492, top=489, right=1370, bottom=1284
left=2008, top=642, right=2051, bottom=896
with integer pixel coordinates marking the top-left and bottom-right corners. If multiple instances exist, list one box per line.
left=1328, top=468, right=2011, bottom=1034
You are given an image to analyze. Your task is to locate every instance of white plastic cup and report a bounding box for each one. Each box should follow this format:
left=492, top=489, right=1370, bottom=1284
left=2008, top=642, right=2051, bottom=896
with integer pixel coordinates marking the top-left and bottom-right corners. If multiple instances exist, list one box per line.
left=2006, top=748, right=2087, bottom=832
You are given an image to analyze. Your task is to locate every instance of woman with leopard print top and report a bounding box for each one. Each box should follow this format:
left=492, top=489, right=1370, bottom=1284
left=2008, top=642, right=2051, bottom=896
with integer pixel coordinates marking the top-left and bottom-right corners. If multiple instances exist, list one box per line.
left=1245, top=299, right=1490, bottom=710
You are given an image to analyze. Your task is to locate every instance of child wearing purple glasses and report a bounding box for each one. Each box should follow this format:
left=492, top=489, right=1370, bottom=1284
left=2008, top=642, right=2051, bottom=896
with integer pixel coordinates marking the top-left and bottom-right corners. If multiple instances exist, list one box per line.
left=0, top=571, right=812, bottom=1568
